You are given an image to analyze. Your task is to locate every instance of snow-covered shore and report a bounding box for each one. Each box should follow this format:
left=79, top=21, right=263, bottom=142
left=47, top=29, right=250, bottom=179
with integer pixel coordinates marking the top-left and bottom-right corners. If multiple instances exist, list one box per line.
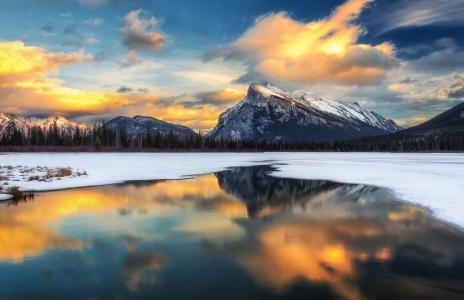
left=0, top=152, right=463, bottom=228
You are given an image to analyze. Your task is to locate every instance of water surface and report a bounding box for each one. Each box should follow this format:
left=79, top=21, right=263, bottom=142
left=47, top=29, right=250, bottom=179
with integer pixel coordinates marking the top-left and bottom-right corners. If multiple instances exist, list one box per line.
left=0, top=166, right=463, bottom=300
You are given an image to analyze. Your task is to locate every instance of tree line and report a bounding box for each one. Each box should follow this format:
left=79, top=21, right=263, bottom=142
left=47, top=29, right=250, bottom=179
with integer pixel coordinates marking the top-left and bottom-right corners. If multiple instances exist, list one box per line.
left=1, top=122, right=463, bottom=152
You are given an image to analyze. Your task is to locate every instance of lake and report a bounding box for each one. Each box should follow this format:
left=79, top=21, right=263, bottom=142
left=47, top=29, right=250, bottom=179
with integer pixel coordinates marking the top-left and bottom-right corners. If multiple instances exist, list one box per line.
left=0, top=165, right=463, bottom=300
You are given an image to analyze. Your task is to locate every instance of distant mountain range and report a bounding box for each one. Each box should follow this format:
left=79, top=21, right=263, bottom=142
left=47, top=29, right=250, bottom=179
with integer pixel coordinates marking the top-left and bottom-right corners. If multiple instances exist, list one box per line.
left=207, top=83, right=402, bottom=142
left=0, top=113, right=93, bottom=140
left=1, top=83, right=463, bottom=146
left=0, top=113, right=196, bottom=141
left=105, top=115, right=196, bottom=138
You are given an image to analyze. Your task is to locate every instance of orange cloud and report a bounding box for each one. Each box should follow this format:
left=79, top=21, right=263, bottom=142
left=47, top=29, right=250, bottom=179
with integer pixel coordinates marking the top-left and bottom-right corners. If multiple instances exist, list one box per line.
left=210, top=0, right=396, bottom=86
left=395, top=117, right=428, bottom=128
left=146, top=88, right=247, bottom=129
left=0, top=41, right=229, bottom=129
left=0, top=41, right=135, bottom=115
left=195, top=88, right=246, bottom=105
left=0, top=41, right=89, bottom=86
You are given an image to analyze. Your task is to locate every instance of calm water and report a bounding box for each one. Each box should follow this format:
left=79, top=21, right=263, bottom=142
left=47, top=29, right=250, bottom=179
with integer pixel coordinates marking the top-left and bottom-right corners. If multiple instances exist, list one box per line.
left=0, top=166, right=463, bottom=300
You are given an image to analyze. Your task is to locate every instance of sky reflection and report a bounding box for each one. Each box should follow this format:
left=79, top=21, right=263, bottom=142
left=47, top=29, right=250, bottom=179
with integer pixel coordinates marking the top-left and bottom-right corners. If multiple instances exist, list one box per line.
left=0, top=166, right=463, bottom=300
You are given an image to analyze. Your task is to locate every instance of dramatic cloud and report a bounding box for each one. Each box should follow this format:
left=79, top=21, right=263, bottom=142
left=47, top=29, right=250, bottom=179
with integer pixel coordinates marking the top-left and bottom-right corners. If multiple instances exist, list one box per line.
left=121, top=9, right=166, bottom=52
left=139, top=87, right=247, bottom=129
left=0, top=41, right=135, bottom=115
left=207, top=0, right=396, bottom=86
left=368, top=0, right=464, bottom=34
left=0, top=41, right=89, bottom=85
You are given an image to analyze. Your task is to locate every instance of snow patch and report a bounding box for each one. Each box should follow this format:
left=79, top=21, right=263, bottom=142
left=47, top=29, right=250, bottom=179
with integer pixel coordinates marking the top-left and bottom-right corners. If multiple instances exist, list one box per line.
left=0, top=152, right=463, bottom=229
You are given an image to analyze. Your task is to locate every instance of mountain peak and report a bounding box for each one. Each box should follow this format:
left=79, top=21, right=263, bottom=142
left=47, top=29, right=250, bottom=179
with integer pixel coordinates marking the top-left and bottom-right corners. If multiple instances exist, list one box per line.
left=249, top=83, right=282, bottom=98
left=208, top=83, right=402, bottom=142
left=106, top=115, right=196, bottom=137
left=0, top=113, right=92, bottom=140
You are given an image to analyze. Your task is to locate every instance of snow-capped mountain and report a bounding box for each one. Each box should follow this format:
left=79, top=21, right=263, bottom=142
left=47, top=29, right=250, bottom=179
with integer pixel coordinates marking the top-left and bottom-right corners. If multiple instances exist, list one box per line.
left=105, top=115, right=196, bottom=138
left=207, top=83, right=402, bottom=142
left=215, top=165, right=377, bottom=218
left=0, top=113, right=92, bottom=140
left=0, top=113, right=26, bottom=140
left=0, top=113, right=197, bottom=142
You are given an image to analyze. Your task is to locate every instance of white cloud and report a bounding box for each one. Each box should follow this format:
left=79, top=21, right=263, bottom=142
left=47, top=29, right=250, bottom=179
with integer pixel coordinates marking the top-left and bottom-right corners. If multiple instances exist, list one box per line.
left=369, top=0, right=464, bottom=34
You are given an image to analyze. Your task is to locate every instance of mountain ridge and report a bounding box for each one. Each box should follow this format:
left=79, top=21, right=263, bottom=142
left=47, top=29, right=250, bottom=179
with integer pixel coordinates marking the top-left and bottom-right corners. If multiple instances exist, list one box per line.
left=0, top=113, right=196, bottom=140
left=393, top=102, right=464, bottom=138
left=207, top=83, right=402, bottom=142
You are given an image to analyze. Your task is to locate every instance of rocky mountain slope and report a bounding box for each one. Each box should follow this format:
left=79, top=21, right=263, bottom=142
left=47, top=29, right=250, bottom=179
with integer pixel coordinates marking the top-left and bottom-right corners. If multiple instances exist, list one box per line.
left=0, top=113, right=196, bottom=141
left=207, top=83, right=402, bottom=142
left=0, top=113, right=92, bottom=139
left=394, top=102, right=464, bottom=137
left=105, top=115, right=196, bottom=138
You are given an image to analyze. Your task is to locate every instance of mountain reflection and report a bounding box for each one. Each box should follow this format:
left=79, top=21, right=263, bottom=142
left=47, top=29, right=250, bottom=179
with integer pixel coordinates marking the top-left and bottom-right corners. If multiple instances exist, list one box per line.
left=216, top=165, right=377, bottom=217
left=0, top=166, right=462, bottom=300
left=214, top=166, right=464, bottom=300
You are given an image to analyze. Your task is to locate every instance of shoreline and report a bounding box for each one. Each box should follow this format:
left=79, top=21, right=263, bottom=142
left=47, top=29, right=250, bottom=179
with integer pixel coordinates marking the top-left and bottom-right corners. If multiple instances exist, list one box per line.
left=0, top=152, right=463, bottom=229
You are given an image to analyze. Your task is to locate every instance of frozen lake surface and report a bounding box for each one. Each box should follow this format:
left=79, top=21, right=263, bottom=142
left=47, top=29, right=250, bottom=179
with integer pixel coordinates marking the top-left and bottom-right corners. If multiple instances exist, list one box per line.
left=0, top=152, right=463, bottom=228
left=0, top=165, right=463, bottom=300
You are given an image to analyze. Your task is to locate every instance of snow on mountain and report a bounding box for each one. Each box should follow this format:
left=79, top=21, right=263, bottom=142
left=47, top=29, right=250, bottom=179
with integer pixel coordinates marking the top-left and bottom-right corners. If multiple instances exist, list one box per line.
left=0, top=113, right=27, bottom=139
left=105, top=115, right=196, bottom=138
left=0, top=113, right=198, bottom=141
left=0, top=113, right=92, bottom=140
left=207, top=83, right=402, bottom=142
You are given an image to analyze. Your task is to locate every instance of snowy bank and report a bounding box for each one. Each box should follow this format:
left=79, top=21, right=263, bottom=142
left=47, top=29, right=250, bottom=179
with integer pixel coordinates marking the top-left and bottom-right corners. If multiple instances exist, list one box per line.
left=0, top=152, right=463, bottom=228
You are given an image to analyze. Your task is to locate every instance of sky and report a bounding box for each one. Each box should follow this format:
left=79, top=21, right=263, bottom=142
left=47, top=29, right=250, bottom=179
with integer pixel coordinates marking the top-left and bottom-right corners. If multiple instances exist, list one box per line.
left=1, top=0, right=464, bottom=129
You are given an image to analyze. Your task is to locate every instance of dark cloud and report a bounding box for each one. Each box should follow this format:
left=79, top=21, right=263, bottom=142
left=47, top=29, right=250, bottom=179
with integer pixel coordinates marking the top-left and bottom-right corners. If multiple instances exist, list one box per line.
left=448, top=87, right=464, bottom=99
left=399, top=77, right=418, bottom=84
left=121, top=9, right=166, bottom=52
left=153, top=94, right=188, bottom=108
left=40, top=22, right=55, bottom=34
left=400, top=44, right=432, bottom=56
left=194, top=91, right=228, bottom=106
left=202, top=45, right=258, bottom=63
left=153, top=88, right=245, bottom=109
left=412, top=48, right=464, bottom=72
left=61, top=23, right=98, bottom=47
left=62, top=23, right=82, bottom=47
left=447, top=76, right=464, bottom=99
left=117, top=86, right=133, bottom=93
